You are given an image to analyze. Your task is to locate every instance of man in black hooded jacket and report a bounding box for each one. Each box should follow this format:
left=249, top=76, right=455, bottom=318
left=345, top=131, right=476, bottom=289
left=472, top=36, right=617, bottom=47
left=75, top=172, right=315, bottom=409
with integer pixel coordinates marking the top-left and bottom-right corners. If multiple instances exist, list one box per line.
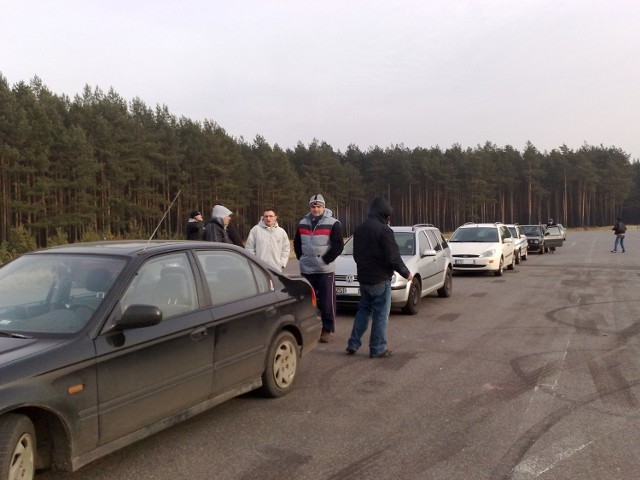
left=346, top=197, right=412, bottom=358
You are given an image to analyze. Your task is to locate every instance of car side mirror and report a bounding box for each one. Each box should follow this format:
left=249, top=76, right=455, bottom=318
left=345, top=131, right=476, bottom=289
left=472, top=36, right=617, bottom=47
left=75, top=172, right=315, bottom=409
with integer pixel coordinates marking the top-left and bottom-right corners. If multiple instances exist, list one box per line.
left=422, top=248, right=437, bottom=257
left=117, top=304, right=163, bottom=329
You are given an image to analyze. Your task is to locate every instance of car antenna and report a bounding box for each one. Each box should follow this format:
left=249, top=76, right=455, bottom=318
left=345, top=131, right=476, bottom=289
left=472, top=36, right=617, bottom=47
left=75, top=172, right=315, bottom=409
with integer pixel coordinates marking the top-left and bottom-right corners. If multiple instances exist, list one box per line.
left=146, top=188, right=182, bottom=247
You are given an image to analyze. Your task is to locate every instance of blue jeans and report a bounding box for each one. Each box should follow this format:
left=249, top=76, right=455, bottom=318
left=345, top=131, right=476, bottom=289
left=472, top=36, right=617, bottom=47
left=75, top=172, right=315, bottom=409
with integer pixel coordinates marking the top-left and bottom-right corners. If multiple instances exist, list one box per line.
left=347, top=280, right=391, bottom=356
left=613, top=234, right=626, bottom=252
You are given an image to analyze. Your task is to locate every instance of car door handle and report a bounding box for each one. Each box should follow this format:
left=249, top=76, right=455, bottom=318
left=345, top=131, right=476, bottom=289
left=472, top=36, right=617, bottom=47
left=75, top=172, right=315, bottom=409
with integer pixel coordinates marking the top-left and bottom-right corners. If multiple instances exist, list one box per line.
left=190, top=327, right=208, bottom=341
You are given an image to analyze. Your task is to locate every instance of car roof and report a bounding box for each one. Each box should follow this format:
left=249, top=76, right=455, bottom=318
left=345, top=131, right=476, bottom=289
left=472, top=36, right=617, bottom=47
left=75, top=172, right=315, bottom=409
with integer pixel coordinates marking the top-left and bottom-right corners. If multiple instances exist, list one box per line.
left=391, top=224, right=438, bottom=233
left=457, top=222, right=503, bottom=228
left=22, top=240, right=239, bottom=257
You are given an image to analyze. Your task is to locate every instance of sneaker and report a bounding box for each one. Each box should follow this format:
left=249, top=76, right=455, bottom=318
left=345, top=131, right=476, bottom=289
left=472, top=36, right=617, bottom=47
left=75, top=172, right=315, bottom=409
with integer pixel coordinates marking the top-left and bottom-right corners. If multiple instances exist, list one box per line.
left=370, top=350, right=392, bottom=358
left=320, top=330, right=331, bottom=343
left=345, top=347, right=356, bottom=355
left=611, top=250, right=616, bottom=253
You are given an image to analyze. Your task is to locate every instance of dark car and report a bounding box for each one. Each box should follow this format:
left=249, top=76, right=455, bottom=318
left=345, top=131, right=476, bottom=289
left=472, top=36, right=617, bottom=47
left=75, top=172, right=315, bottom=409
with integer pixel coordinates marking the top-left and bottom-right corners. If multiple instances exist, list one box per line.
left=0, top=241, right=321, bottom=479
left=521, top=224, right=547, bottom=254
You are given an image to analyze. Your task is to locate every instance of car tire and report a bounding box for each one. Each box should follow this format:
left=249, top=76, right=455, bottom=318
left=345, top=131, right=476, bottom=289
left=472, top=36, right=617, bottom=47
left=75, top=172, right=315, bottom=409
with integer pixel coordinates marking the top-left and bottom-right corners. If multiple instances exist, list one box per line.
left=260, top=331, right=299, bottom=398
left=522, top=249, right=528, bottom=261
left=515, top=250, right=521, bottom=265
left=0, top=414, right=36, bottom=480
left=437, top=268, right=452, bottom=298
left=507, top=252, right=515, bottom=270
left=401, top=278, right=421, bottom=315
left=494, top=257, right=504, bottom=276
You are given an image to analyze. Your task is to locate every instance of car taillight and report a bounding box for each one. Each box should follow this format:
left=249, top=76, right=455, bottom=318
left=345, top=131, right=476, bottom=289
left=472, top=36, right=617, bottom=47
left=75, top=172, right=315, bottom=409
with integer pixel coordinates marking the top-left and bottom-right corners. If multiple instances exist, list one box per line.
left=310, top=285, right=317, bottom=308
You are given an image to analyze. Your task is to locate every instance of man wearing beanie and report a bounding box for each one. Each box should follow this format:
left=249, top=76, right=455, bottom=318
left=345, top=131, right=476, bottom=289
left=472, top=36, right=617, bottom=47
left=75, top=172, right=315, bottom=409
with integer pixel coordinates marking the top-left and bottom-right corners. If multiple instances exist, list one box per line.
left=294, top=194, right=344, bottom=343
left=186, top=210, right=204, bottom=240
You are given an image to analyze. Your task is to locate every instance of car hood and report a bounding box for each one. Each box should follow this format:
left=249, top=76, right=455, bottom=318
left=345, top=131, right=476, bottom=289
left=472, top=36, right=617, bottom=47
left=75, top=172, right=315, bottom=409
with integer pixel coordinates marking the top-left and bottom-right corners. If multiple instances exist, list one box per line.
left=0, top=336, right=65, bottom=367
left=335, top=255, right=357, bottom=275
left=449, top=242, right=501, bottom=255
left=335, top=253, right=416, bottom=276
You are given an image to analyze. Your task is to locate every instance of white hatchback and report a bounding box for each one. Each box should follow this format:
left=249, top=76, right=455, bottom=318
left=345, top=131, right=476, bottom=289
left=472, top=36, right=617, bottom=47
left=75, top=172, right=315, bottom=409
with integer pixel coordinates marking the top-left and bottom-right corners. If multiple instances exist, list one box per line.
left=448, top=222, right=516, bottom=276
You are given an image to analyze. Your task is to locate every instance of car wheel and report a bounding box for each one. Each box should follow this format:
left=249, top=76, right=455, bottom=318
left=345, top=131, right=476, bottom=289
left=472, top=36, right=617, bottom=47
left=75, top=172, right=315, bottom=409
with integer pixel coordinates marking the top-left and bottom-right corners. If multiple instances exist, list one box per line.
left=515, top=250, right=521, bottom=265
left=401, top=278, right=421, bottom=315
left=260, top=331, right=299, bottom=398
left=0, top=414, right=36, bottom=480
left=507, top=252, right=516, bottom=270
left=494, top=257, right=504, bottom=276
left=437, top=268, right=452, bottom=298
left=522, top=249, right=528, bottom=261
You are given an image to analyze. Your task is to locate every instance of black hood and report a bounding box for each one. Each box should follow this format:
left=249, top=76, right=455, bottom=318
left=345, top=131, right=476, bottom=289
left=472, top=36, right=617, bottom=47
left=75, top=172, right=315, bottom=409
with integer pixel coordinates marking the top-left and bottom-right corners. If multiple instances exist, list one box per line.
left=368, top=197, right=393, bottom=223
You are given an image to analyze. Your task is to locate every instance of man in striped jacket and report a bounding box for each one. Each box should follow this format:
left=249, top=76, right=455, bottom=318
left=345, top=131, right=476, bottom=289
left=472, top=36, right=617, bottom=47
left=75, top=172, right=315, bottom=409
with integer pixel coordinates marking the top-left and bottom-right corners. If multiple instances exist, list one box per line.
left=294, top=194, right=344, bottom=343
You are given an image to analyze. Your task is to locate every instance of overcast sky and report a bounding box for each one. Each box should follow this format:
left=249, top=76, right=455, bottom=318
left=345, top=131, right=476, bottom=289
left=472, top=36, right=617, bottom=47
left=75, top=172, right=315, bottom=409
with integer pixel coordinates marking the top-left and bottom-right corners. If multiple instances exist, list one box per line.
left=1, top=0, right=639, bottom=160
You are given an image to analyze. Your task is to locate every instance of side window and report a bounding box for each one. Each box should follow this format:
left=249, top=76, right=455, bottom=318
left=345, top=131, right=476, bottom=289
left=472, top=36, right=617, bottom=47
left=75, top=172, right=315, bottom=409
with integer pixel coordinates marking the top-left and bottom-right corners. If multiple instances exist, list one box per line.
left=425, top=230, right=442, bottom=251
left=119, top=253, right=197, bottom=319
left=438, top=231, right=449, bottom=249
left=196, top=250, right=271, bottom=306
left=416, top=231, right=428, bottom=252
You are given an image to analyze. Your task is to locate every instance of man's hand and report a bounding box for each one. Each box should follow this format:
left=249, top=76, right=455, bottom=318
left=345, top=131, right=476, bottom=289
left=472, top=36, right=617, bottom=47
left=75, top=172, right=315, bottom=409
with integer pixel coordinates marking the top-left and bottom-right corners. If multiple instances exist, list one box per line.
left=407, top=273, right=413, bottom=281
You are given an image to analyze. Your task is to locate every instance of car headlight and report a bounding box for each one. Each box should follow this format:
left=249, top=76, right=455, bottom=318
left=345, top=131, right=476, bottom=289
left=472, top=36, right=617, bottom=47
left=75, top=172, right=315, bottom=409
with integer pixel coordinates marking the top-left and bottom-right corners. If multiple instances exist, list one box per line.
left=479, top=249, right=497, bottom=258
left=390, top=272, right=410, bottom=287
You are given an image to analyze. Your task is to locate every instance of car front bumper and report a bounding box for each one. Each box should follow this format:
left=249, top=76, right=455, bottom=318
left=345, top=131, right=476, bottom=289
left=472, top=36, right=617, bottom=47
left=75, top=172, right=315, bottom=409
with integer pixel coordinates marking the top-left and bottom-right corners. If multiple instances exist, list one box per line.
left=452, top=256, right=501, bottom=271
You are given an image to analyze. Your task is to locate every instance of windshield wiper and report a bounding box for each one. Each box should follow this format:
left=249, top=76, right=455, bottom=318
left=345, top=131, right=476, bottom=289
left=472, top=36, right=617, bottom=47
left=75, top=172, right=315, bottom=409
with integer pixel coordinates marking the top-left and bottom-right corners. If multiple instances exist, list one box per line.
left=0, top=330, right=32, bottom=339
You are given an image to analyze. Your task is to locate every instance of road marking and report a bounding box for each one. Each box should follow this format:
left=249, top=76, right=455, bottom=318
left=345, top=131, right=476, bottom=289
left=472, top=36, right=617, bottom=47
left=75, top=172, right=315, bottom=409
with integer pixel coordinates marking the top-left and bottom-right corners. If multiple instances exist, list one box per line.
left=512, top=434, right=599, bottom=478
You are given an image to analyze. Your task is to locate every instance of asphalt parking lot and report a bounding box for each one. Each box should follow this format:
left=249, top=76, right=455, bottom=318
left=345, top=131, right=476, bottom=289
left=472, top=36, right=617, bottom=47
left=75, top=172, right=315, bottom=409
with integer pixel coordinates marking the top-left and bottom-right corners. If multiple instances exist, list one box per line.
left=40, top=229, right=640, bottom=480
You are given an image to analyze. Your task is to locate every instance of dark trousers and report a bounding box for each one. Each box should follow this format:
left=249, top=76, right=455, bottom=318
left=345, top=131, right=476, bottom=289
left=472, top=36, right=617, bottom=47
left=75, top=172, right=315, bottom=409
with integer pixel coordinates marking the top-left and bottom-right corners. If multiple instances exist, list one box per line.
left=302, top=272, right=336, bottom=332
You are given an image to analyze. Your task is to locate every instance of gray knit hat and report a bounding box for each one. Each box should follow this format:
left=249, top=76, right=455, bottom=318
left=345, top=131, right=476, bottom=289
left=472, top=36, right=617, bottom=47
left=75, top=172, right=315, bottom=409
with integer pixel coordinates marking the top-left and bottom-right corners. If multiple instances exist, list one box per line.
left=309, top=194, right=325, bottom=206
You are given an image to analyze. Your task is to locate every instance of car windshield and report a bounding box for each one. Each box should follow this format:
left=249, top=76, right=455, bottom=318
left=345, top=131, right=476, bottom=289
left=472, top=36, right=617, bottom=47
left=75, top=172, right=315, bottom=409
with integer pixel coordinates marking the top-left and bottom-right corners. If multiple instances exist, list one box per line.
left=449, top=227, right=498, bottom=242
left=0, top=254, right=126, bottom=336
left=522, top=226, right=540, bottom=235
left=342, top=232, right=414, bottom=256
left=507, top=227, right=517, bottom=237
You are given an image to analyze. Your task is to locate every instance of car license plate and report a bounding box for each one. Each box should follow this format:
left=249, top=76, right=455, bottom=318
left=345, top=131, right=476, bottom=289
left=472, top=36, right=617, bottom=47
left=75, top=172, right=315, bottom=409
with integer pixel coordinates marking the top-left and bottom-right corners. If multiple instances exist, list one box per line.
left=455, top=258, right=474, bottom=265
left=336, top=287, right=359, bottom=295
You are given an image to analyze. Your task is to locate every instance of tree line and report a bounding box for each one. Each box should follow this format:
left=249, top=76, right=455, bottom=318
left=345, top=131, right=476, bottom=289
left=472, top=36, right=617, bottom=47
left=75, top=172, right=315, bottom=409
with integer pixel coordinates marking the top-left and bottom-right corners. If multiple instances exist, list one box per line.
left=1, top=74, right=638, bottom=257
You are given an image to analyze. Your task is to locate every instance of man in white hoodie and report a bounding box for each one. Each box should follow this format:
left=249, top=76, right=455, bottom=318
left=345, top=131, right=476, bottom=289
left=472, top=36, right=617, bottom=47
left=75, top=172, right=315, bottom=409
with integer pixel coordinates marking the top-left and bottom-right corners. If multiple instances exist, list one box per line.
left=246, top=209, right=291, bottom=270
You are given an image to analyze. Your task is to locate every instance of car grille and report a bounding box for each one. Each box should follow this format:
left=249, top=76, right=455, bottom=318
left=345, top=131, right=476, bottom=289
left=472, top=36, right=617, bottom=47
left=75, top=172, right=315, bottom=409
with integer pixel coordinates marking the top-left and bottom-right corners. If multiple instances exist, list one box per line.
left=335, top=274, right=358, bottom=282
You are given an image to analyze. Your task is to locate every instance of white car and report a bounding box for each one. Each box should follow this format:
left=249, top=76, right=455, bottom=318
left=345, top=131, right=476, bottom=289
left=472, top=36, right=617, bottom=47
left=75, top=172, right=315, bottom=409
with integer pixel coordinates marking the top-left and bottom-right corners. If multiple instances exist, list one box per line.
left=335, top=224, right=453, bottom=315
left=506, top=223, right=528, bottom=264
left=448, top=222, right=516, bottom=276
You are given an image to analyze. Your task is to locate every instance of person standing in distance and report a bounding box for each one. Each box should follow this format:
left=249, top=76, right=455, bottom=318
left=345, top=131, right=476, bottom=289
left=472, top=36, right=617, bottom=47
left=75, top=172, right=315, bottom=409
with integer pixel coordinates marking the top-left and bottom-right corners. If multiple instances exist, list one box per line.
left=346, top=197, right=413, bottom=358
left=246, top=208, right=291, bottom=270
left=546, top=218, right=557, bottom=253
left=185, top=210, right=204, bottom=240
left=611, top=217, right=626, bottom=253
left=294, top=194, right=344, bottom=343
left=203, top=204, right=234, bottom=243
